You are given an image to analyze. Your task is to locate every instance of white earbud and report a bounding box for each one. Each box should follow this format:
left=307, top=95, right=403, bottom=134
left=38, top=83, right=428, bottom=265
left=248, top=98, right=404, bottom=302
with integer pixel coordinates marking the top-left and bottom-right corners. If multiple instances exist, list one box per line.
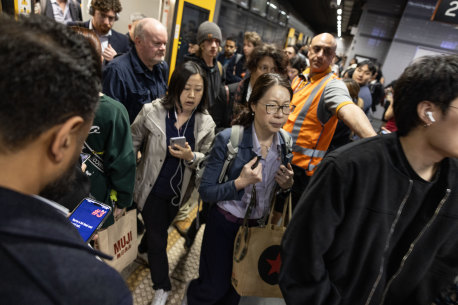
left=426, top=111, right=436, bottom=122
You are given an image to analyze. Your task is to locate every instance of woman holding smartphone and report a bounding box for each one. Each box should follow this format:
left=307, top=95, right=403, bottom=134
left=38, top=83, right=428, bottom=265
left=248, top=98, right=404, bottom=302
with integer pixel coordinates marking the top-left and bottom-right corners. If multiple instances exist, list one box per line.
left=131, top=62, right=215, bottom=305
left=183, top=73, right=294, bottom=305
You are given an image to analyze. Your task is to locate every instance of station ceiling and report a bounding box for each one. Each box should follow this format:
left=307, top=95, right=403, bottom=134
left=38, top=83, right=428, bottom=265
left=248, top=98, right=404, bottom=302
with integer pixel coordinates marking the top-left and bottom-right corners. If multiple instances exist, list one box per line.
left=285, top=0, right=365, bottom=35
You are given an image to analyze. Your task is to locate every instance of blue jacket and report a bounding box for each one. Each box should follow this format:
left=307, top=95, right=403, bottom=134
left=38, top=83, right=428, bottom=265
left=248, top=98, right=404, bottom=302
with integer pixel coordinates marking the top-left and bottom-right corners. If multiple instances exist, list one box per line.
left=102, top=47, right=169, bottom=123
left=199, top=126, right=289, bottom=203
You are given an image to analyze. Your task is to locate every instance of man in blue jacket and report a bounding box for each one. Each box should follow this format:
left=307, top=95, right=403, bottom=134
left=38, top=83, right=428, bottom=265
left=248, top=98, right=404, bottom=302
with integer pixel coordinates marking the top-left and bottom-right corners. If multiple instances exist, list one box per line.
left=0, top=15, right=132, bottom=305
left=280, top=55, right=458, bottom=305
left=103, top=17, right=169, bottom=123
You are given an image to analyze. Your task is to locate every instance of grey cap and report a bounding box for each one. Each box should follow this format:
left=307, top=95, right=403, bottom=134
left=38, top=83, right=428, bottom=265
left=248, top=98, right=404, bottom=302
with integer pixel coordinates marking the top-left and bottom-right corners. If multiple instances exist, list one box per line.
left=196, top=21, right=222, bottom=45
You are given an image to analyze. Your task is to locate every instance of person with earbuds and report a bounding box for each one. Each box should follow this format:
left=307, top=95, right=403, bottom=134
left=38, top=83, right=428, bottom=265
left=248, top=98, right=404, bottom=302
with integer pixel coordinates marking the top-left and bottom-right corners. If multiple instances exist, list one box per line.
left=131, top=61, right=215, bottom=305
left=280, top=55, right=458, bottom=305
left=68, top=0, right=129, bottom=62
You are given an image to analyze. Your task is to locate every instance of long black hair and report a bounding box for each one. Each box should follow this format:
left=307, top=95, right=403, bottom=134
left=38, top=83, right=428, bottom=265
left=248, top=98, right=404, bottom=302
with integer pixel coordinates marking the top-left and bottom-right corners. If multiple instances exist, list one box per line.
left=232, top=73, right=292, bottom=127
left=162, top=61, right=209, bottom=113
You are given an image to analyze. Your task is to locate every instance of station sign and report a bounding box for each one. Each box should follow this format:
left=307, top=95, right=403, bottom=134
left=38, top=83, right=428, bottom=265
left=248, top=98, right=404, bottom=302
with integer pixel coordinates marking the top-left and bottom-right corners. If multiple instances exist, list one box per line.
left=431, top=0, right=458, bottom=25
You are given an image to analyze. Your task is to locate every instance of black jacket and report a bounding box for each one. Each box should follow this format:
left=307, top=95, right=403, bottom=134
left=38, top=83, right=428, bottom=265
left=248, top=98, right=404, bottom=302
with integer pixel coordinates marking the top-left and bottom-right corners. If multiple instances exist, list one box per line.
left=0, top=187, right=132, bottom=305
left=184, top=54, right=229, bottom=130
left=280, top=133, right=458, bottom=305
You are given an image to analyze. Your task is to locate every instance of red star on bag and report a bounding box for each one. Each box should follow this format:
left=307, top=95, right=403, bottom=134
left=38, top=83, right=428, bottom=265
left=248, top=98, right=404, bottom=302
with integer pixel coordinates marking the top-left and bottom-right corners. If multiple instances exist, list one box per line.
left=266, top=253, right=281, bottom=275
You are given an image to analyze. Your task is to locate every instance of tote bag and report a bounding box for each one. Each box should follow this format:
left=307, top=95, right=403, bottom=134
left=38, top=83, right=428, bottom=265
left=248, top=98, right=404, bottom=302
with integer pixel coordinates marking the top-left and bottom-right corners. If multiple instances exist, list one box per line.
left=95, top=209, right=138, bottom=272
left=232, top=191, right=292, bottom=297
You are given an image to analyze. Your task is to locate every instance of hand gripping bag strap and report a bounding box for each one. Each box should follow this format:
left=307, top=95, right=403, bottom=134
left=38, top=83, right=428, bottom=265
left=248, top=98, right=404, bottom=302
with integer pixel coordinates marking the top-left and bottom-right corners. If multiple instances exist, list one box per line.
left=218, top=125, right=244, bottom=183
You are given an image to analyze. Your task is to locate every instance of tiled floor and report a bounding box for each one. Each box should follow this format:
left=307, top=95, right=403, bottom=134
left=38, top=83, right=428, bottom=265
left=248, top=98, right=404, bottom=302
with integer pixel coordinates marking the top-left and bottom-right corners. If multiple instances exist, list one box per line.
left=122, top=222, right=203, bottom=305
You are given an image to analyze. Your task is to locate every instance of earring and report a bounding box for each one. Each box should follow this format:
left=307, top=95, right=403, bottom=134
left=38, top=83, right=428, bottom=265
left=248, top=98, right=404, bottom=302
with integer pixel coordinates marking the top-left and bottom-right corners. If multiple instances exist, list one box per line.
left=251, top=112, right=255, bottom=116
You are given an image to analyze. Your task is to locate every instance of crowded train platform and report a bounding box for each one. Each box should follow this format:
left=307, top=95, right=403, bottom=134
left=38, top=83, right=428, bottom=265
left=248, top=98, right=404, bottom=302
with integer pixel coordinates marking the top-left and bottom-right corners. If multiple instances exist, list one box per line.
left=0, top=0, right=457, bottom=304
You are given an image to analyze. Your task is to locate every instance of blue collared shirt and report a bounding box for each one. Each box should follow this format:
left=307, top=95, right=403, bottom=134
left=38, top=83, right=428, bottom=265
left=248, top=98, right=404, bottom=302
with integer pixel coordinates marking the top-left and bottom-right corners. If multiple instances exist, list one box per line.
left=102, top=47, right=169, bottom=123
left=217, top=124, right=281, bottom=219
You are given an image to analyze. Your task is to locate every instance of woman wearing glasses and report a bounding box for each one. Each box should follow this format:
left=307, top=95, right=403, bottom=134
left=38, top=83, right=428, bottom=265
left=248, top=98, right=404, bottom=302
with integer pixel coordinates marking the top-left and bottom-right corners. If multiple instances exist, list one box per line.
left=215, top=44, right=288, bottom=127
left=183, top=73, right=294, bottom=305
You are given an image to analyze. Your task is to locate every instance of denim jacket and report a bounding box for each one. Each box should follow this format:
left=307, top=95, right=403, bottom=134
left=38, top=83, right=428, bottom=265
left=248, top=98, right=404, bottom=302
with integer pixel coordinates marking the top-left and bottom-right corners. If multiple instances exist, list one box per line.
left=199, top=125, right=289, bottom=204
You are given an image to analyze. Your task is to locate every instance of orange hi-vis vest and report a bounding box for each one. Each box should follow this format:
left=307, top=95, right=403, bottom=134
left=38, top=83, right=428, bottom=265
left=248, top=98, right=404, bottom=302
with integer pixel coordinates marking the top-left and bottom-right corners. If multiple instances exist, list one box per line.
left=283, top=67, right=347, bottom=176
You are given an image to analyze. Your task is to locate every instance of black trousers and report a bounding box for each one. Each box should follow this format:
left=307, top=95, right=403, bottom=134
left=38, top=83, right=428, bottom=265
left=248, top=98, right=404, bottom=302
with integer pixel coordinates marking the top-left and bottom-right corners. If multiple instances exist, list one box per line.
left=291, top=164, right=311, bottom=211
left=140, top=192, right=179, bottom=291
left=186, top=205, right=241, bottom=305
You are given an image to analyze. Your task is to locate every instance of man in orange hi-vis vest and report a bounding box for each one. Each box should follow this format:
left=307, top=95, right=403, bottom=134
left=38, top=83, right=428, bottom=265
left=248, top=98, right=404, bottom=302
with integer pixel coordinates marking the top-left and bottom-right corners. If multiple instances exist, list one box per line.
left=283, top=33, right=376, bottom=206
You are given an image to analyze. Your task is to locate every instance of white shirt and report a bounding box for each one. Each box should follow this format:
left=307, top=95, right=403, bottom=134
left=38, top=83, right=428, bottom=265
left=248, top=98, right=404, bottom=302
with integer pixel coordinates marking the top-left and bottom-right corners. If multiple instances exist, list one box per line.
left=89, top=19, right=111, bottom=53
left=50, top=0, right=73, bottom=24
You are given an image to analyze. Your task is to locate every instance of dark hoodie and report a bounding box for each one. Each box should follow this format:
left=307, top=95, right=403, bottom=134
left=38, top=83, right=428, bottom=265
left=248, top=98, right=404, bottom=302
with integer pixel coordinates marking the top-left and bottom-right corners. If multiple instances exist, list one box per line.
left=184, top=54, right=230, bottom=130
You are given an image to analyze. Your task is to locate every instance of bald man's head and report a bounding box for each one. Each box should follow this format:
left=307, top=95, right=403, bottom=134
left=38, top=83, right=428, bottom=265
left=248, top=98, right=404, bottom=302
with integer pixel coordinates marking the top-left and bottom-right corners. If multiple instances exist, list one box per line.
left=308, top=33, right=336, bottom=74
left=134, top=18, right=168, bottom=70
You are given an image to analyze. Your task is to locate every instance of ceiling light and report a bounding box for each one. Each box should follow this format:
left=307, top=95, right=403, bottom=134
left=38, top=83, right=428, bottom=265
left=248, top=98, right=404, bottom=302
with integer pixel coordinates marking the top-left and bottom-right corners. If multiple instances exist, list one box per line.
left=337, top=15, right=342, bottom=21
left=337, top=8, right=342, bottom=14
left=269, top=3, right=277, bottom=9
left=337, top=0, right=341, bottom=5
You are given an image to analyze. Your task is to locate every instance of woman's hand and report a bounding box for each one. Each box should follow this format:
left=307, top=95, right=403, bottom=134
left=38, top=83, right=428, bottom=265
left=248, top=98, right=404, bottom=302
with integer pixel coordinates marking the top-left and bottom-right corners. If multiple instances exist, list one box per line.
left=168, top=142, right=194, bottom=162
left=234, top=156, right=263, bottom=190
left=275, top=163, right=294, bottom=190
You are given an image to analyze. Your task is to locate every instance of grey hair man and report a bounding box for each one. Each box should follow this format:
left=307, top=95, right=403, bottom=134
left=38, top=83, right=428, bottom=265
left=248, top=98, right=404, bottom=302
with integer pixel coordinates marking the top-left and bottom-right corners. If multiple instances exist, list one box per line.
left=103, top=18, right=169, bottom=123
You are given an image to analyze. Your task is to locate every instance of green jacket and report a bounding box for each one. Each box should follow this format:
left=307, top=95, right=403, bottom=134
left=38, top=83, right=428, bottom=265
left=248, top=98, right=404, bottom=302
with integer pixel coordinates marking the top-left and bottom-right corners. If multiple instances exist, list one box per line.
left=83, top=94, right=136, bottom=227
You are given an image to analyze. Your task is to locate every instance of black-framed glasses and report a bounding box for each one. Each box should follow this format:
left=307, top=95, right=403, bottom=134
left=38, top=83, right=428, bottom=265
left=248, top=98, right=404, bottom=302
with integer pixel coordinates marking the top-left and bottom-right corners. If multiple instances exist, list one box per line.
left=264, top=104, right=295, bottom=115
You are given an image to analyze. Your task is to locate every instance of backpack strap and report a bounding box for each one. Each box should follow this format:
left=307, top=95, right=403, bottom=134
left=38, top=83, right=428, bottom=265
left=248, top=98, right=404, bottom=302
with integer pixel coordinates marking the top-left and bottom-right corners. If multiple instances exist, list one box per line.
left=218, top=125, right=244, bottom=183
left=235, top=53, right=242, bottom=65
left=217, top=61, right=223, bottom=77
left=83, top=141, right=105, bottom=173
left=278, top=128, right=292, bottom=153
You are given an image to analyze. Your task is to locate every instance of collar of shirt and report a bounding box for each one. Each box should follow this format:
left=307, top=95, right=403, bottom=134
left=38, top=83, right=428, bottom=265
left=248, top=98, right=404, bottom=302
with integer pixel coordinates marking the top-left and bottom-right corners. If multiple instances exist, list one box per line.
left=251, top=123, right=280, bottom=156
left=89, top=18, right=112, bottom=38
left=32, top=194, right=69, bottom=216
left=130, top=46, right=161, bottom=75
left=301, top=66, right=333, bottom=83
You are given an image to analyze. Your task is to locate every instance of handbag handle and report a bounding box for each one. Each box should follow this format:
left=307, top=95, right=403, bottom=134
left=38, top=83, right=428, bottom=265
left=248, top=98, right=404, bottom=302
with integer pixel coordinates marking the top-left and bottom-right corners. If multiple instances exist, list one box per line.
left=233, top=185, right=257, bottom=262
left=267, top=190, right=292, bottom=228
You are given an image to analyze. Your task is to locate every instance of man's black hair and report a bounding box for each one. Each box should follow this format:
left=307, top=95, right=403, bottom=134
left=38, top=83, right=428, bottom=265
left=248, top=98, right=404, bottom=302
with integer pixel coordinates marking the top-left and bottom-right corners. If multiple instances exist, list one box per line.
left=394, top=55, right=458, bottom=136
left=226, top=36, right=237, bottom=44
left=356, top=60, right=376, bottom=76
left=0, top=14, right=101, bottom=152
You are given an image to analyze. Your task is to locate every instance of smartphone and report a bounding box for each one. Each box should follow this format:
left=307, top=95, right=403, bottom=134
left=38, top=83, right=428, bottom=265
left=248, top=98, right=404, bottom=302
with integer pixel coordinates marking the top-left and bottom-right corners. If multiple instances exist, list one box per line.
left=170, top=136, right=186, bottom=149
left=284, top=153, right=293, bottom=166
left=68, top=198, right=112, bottom=243
left=251, top=155, right=262, bottom=169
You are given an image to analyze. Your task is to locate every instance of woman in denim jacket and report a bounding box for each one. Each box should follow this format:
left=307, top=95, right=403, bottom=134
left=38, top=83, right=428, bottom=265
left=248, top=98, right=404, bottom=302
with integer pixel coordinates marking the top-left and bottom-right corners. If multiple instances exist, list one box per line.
left=183, top=73, right=294, bottom=305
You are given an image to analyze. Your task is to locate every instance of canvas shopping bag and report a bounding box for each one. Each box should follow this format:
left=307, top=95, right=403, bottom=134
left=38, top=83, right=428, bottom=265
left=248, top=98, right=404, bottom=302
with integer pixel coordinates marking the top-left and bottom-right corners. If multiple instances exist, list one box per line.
left=232, top=189, right=292, bottom=297
left=96, top=209, right=138, bottom=272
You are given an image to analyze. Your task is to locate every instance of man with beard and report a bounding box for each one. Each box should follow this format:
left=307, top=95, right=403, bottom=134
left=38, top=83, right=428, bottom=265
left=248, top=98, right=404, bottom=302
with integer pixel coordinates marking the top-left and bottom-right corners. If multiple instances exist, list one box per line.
left=282, top=33, right=376, bottom=206
left=217, top=36, right=238, bottom=68
left=0, top=15, right=132, bottom=305
left=69, top=0, right=128, bottom=62
left=103, top=17, right=169, bottom=123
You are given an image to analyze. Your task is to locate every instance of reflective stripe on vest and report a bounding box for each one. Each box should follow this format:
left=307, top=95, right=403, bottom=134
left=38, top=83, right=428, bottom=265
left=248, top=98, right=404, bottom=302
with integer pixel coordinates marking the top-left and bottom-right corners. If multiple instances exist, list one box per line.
left=290, top=73, right=333, bottom=146
left=284, top=71, right=338, bottom=176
